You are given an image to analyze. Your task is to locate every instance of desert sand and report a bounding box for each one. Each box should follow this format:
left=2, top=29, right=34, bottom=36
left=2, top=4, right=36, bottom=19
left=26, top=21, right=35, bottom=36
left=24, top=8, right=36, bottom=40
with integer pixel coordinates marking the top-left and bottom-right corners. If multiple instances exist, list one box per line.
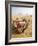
left=10, top=15, right=32, bottom=38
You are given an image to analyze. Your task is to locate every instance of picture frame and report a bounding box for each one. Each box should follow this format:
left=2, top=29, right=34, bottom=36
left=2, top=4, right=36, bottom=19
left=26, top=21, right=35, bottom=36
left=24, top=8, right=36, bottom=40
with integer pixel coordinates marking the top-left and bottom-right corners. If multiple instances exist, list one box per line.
left=5, top=1, right=37, bottom=45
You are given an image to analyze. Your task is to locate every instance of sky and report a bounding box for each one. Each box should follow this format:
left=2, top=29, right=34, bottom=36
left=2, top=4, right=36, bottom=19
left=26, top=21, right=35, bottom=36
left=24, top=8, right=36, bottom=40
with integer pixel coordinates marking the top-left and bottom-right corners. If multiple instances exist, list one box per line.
left=11, top=7, right=33, bottom=16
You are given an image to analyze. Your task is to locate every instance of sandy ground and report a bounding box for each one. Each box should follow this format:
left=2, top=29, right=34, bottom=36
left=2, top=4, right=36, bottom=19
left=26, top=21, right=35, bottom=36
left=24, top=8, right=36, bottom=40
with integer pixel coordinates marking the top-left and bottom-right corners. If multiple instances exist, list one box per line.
left=10, top=15, right=32, bottom=38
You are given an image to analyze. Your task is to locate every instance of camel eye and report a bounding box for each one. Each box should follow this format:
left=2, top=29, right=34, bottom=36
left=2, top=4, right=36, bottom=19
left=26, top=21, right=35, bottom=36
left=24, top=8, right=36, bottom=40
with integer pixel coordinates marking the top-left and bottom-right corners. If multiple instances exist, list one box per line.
left=23, top=19, right=25, bottom=21
left=23, top=19, right=26, bottom=22
left=28, top=20, right=30, bottom=22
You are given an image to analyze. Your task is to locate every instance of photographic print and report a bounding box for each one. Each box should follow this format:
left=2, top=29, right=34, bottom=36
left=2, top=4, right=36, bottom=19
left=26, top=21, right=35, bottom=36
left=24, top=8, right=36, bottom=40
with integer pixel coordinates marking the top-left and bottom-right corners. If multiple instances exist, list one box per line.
left=5, top=1, right=37, bottom=45
left=10, top=7, right=32, bottom=38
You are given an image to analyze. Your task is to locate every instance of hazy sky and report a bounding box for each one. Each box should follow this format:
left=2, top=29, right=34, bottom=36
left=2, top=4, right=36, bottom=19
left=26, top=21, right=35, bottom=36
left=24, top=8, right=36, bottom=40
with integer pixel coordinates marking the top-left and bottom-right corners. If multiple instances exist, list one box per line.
left=11, top=7, right=33, bottom=16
